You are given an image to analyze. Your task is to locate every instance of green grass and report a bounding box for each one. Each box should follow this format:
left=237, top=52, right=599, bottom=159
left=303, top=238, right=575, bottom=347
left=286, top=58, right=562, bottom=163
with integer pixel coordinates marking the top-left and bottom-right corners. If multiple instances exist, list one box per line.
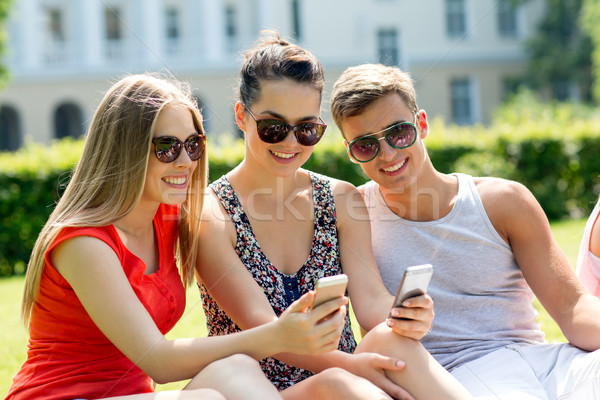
left=0, top=219, right=586, bottom=395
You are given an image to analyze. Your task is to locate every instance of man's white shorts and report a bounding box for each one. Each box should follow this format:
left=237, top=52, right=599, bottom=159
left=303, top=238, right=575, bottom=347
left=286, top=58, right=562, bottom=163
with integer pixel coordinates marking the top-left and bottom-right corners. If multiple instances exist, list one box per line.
left=450, top=343, right=600, bottom=399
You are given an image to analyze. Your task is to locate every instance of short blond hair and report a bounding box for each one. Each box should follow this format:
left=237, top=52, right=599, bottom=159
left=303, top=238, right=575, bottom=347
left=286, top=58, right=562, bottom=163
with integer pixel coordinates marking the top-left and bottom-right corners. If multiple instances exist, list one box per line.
left=330, top=64, right=418, bottom=135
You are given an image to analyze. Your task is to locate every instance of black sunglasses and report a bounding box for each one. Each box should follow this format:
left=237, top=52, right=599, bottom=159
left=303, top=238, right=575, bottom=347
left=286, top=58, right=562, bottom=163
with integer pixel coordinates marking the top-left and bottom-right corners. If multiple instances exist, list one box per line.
left=244, top=105, right=327, bottom=146
left=152, top=133, right=206, bottom=163
left=346, top=121, right=417, bottom=163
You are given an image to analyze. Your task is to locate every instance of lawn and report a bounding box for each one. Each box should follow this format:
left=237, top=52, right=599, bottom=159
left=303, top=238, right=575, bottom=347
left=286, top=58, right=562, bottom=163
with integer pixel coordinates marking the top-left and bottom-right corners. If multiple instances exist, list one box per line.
left=0, top=218, right=586, bottom=395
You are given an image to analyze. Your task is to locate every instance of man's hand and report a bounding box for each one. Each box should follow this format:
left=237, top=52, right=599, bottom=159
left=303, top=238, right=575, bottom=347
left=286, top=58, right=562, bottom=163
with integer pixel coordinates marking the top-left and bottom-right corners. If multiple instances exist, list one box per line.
left=387, top=294, right=434, bottom=340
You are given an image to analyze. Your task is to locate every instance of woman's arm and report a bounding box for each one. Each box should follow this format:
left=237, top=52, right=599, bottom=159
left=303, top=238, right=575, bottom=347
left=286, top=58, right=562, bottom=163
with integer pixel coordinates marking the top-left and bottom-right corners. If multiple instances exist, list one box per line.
left=52, top=235, right=346, bottom=385
left=196, top=192, right=349, bottom=371
left=196, top=189, right=410, bottom=397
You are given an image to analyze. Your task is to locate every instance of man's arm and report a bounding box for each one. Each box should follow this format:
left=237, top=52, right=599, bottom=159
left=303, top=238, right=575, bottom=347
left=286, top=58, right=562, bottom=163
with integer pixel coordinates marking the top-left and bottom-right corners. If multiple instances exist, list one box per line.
left=478, top=177, right=600, bottom=351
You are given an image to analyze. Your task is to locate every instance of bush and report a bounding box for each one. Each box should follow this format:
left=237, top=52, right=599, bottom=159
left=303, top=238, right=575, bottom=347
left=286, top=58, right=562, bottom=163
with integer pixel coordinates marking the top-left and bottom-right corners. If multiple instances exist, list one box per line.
left=2, top=107, right=600, bottom=276
left=0, top=138, right=83, bottom=276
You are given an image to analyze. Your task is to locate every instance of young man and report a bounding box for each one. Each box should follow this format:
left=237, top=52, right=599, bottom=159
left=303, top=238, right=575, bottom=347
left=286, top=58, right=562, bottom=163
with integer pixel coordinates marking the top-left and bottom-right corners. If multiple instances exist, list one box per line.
left=330, top=63, right=600, bottom=399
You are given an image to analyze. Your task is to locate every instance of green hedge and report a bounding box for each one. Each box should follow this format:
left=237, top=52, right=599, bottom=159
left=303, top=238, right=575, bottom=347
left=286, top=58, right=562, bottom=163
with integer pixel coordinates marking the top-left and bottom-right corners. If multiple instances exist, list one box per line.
left=2, top=112, right=600, bottom=276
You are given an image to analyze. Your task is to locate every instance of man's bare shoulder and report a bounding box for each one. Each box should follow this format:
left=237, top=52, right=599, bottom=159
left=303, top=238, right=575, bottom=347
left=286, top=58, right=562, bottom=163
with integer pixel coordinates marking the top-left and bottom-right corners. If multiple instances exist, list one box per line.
left=473, top=176, right=540, bottom=236
left=473, top=176, right=531, bottom=203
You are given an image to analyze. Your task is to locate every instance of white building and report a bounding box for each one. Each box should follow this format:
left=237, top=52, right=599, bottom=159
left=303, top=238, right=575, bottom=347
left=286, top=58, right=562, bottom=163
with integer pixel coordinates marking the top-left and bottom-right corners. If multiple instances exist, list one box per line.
left=0, top=0, right=545, bottom=151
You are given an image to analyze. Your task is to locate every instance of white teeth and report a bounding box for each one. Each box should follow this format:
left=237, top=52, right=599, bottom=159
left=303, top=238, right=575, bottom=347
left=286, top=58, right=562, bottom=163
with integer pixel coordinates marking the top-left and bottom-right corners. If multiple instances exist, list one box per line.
left=383, top=159, right=406, bottom=172
left=271, top=150, right=295, bottom=159
left=164, top=176, right=186, bottom=185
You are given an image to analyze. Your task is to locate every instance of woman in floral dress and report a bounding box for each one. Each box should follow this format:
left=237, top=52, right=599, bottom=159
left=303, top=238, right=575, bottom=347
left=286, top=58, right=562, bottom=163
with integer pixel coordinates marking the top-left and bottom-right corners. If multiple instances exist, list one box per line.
left=196, top=32, right=472, bottom=400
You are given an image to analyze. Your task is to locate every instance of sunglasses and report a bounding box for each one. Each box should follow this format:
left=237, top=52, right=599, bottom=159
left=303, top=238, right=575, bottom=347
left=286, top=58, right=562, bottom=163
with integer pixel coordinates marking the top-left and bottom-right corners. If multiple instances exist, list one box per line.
left=346, top=120, right=417, bottom=163
left=152, top=133, right=206, bottom=163
left=244, top=105, right=327, bottom=146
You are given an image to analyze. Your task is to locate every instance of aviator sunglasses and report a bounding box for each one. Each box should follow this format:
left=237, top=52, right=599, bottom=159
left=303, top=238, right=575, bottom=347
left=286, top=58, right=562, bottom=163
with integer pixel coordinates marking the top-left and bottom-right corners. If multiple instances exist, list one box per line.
left=244, top=104, right=327, bottom=146
left=346, top=119, right=418, bottom=163
left=152, top=133, right=206, bottom=163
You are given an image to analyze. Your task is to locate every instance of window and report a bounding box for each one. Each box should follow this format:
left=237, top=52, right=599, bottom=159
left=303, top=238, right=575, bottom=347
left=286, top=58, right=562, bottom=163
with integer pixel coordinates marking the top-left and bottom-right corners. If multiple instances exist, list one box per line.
left=291, top=0, right=301, bottom=41
left=497, top=0, right=517, bottom=37
left=0, top=106, right=21, bottom=151
left=55, top=103, right=84, bottom=139
left=446, top=0, right=466, bottom=37
left=165, top=7, right=180, bottom=54
left=225, top=5, right=237, bottom=52
left=47, top=8, right=65, bottom=42
left=553, top=80, right=581, bottom=102
left=377, top=28, right=399, bottom=66
left=451, top=78, right=472, bottom=125
left=104, top=6, right=123, bottom=59
left=43, top=7, right=67, bottom=64
left=105, top=7, right=122, bottom=40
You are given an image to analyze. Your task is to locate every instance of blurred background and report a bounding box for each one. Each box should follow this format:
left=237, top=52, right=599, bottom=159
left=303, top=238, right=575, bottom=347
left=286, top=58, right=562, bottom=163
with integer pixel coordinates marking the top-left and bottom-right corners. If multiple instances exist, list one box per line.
left=0, top=0, right=592, bottom=146
left=1, top=0, right=600, bottom=270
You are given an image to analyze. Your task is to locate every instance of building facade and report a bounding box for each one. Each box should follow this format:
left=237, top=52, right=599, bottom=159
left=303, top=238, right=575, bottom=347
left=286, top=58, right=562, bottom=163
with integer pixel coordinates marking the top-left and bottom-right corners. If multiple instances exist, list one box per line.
left=0, top=0, right=545, bottom=150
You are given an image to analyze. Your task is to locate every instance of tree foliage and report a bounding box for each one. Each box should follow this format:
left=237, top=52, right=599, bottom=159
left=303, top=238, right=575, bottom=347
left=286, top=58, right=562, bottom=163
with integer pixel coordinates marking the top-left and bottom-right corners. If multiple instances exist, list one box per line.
left=581, top=0, right=600, bottom=103
left=525, top=0, right=593, bottom=101
left=0, top=0, right=12, bottom=87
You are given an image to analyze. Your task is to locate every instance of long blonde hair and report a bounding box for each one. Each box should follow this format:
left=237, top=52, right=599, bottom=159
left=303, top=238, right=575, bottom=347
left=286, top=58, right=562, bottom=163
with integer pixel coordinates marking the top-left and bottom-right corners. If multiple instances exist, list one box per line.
left=21, top=74, right=208, bottom=325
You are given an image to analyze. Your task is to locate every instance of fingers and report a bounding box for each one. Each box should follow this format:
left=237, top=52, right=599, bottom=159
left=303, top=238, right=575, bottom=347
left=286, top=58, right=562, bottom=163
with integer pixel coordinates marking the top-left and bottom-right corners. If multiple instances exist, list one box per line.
left=400, top=293, right=432, bottom=308
left=308, top=305, right=346, bottom=352
left=389, top=385, right=416, bottom=400
left=386, top=317, right=429, bottom=340
left=278, top=295, right=347, bottom=355
left=310, top=296, right=348, bottom=322
left=365, top=352, right=406, bottom=371
left=388, top=294, right=434, bottom=339
left=381, top=381, right=415, bottom=400
left=358, top=353, right=414, bottom=400
left=285, top=291, right=316, bottom=314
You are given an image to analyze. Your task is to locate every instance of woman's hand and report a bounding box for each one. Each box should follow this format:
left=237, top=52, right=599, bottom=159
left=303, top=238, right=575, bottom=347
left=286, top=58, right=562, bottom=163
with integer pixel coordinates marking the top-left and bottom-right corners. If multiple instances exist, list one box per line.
left=386, top=293, right=434, bottom=340
left=343, top=352, right=415, bottom=400
left=273, top=291, right=347, bottom=355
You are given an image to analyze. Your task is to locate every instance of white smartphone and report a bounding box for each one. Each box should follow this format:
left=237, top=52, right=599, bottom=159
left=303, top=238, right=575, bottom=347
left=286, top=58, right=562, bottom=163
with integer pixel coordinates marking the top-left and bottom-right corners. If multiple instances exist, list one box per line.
left=312, top=274, right=348, bottom=309
left=390, top=264, right=433, bottom=316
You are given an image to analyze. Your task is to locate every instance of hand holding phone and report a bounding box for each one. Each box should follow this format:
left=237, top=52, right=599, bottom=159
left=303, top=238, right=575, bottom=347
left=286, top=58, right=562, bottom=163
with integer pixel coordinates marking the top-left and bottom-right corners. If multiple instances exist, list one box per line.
left=390, top=264, right=433, bottom=318
left=312, top=274, right=348, bottom=309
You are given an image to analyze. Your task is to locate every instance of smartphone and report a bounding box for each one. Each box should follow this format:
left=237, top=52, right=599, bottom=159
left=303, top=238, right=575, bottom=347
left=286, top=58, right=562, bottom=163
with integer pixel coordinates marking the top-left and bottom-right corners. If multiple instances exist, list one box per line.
left=390, top=264, right=433, bottom=315
left=312, top=274, right=348, bottom=309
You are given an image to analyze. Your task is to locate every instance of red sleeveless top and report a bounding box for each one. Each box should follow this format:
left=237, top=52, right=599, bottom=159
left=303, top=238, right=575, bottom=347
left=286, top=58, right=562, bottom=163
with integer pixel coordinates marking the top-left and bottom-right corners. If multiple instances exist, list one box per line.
left=6, top=204, right=186, bottom=400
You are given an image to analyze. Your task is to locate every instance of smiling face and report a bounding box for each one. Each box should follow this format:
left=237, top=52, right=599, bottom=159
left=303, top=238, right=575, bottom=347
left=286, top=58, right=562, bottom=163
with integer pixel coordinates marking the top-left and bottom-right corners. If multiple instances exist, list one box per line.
left=341, top=93, right=429, bottom=192
left=142, top=103, right=199, bottom=206
left=236, top=78, right=323, bottom=177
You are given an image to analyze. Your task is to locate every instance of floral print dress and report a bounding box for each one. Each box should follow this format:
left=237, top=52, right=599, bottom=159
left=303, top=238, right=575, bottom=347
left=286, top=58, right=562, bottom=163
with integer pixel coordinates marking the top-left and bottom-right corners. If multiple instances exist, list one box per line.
left=199, top=171, right=357, bottom=390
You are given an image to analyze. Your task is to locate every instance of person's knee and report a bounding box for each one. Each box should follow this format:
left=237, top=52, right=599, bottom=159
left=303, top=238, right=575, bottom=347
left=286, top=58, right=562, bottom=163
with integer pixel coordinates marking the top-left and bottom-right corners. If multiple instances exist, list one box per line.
left=311, top=368, right=388, bottom=398
left=207, top=354, right=262, bottom=377
left=357, top=321, right=419, bottom=355
left=183, top=388, right=226, bottom=400
left=312, top=368, right=360, bottom=395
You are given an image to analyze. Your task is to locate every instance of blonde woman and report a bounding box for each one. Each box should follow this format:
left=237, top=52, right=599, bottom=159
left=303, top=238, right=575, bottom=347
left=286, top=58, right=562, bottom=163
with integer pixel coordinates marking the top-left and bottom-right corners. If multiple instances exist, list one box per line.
left=6, top=74, right=349, bottom=400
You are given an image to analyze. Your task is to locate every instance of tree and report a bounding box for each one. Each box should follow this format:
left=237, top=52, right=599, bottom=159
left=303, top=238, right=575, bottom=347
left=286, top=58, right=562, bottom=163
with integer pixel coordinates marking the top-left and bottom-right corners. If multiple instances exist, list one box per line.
left=524, top=0, right=593, bottom=102
left=581, top=0, right=600, bottom=103
left=0, top=0, right=13, bottom=88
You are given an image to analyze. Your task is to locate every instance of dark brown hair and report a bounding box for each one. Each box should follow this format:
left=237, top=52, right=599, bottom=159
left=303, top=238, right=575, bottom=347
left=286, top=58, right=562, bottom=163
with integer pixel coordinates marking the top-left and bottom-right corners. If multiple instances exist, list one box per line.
left=239, top=31, right=324, bottom=107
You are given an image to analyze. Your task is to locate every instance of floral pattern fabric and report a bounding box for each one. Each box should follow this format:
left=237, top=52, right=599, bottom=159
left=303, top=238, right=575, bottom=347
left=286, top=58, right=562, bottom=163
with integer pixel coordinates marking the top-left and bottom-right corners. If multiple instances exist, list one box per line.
left=199, top=171, right=357, bottom=390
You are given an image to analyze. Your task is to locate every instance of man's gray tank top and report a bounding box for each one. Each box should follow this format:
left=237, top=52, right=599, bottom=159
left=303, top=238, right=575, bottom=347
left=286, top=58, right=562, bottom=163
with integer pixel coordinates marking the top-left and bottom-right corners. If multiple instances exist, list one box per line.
left=362, top=173, right=545, bottom=370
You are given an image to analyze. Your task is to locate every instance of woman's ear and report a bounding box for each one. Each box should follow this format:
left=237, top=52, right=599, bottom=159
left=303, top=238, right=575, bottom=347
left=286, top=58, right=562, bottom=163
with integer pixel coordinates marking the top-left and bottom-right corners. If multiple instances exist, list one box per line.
left=234, top=102, right=247, bottom=133
left=417, top=109, right=429, bottom=139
